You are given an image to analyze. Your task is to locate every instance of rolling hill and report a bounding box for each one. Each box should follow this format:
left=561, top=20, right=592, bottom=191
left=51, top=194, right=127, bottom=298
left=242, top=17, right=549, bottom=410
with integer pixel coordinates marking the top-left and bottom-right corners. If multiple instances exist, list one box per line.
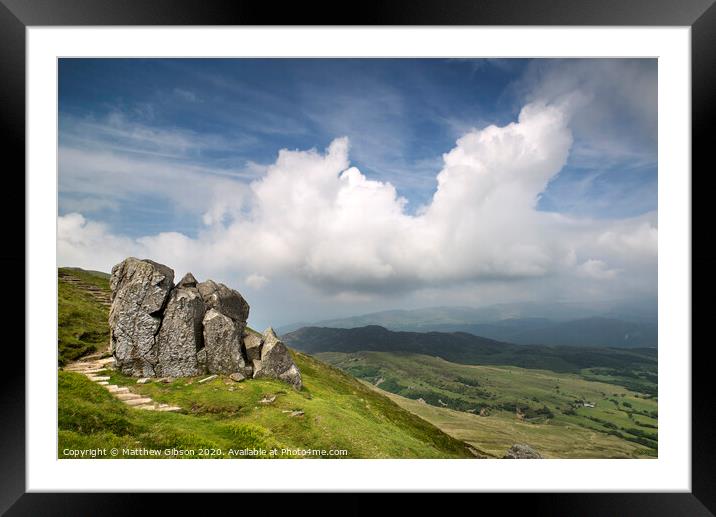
left=57, top=268, right=475, bottom=459
left=316, top=351, right=658, bottom=458
left=282, top=325, right=658, bottom=390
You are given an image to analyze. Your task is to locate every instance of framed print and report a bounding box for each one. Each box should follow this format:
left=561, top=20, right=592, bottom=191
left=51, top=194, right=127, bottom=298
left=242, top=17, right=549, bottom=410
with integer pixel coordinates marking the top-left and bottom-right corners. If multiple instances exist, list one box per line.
left=2, top=0, right=712, bottom=514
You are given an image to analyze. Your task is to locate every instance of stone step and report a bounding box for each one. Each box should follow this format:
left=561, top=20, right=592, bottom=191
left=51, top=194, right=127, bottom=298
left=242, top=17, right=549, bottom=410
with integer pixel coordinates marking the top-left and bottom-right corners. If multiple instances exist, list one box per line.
left=157, top=406, right=182, bottom=412
left=116, top=393, right=142, bottom=401
left=107, top=386, right=129, bottom=394
left=125, top=397, right=154, bottom=406
left=97, top=381, right=109, bottom=385
left=87, top=375, right=111, bottom=381
left=136, top=404, right=157, bottom=410
left=67, top=359, right=111, bottom=368
left=96, top=357, right=115, bottom=365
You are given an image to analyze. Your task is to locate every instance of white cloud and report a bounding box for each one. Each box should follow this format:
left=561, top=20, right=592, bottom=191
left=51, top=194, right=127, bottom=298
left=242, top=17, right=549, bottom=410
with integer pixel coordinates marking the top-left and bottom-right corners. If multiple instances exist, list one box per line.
left=577, top=259, right=620, bottom=280
left=57, top=213, right=140, bottom=271
left=245, top=274, right=269, bottom=290
left=58, top=100, right=657, bottom=305
left=515, top=59, right=657, bottom=168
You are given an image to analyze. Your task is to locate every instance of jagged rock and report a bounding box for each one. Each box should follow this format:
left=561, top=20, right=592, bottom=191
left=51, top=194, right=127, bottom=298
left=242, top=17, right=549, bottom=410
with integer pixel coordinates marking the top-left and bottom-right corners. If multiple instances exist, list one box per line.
left=238, top=364, right=254, bottom=378
left=202, top=308, right=246, bottom=374
left=108, top=257, right=302, bottom=388
left=155, top=283, right=206, bottom=377
left=253, top=328, right=302, bottom=390
left=229, top=372, right=247, bottom=382
left=243, top=331, right=263, bottom=362
left=109, top=258, right=174, bottom=377
left=503, top=444, right=542, bottom=459
left=278, top=364, right=302, bottom=389
left=177, top=272, right=198, bottom=288
left=196, top=348, right=207, bottom=371
left=197, top=280, right=250, bottom=323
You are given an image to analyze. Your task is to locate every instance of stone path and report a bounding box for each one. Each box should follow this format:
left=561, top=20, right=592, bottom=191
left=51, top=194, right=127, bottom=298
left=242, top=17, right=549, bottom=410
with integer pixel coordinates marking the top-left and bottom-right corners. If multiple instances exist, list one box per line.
left=58, top=270, right=112, bottom=309
left=60, top=270, right=181, bottom=412
left=63, top=357, right=182, bottom=412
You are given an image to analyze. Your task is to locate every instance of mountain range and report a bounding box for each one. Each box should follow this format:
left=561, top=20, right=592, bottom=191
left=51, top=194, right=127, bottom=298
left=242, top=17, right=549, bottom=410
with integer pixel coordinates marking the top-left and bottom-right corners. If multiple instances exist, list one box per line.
left=278, top=300, right=657, bottom=348
left=282, top=325, right=657, bottom=375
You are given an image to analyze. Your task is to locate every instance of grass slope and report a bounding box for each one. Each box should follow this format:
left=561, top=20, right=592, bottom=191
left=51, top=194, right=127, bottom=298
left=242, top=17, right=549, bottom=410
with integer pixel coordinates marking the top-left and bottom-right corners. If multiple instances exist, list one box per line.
left=285, top=325, right=658, bottom=394
left=318, top=351, right=658, bottom=458
left=58, top=268, right=111, bottom=365
left=58, top=269, right=472, bottom=459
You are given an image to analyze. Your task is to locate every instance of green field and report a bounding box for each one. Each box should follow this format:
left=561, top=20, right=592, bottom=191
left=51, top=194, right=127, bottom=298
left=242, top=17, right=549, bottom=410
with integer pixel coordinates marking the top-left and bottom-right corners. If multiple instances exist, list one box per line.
left=58, top=269, right=474, bottom=459
left=317, top=351, right=658, bottom=458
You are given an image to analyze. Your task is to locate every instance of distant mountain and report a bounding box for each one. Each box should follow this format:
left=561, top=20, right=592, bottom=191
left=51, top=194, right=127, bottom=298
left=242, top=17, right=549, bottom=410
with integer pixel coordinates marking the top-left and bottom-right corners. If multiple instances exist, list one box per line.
left=282, top=325, right=657, bottom=374
left=277, top=301, right=658, bottom=348
left=426, top=317, right=657, bottom=348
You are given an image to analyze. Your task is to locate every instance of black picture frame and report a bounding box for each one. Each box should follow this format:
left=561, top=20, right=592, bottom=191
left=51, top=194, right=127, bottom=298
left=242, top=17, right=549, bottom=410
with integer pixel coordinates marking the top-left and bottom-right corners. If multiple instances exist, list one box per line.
left=2, top=0, right=711, bottom=514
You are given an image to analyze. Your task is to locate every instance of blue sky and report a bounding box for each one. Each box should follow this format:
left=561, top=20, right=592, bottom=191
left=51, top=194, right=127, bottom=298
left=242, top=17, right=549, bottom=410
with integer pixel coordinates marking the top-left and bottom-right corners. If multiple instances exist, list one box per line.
left=58, top=58, right=658, bottom=328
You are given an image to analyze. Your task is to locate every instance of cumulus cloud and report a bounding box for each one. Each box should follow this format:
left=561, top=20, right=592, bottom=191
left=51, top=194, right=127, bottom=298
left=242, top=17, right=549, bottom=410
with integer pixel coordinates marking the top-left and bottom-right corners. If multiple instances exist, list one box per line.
left=58, top=213, right=140, bottom=270
left=577, top=259, right=620, bottom=280
left=245, top=274, right=269, bottom=290
left=58, top=100, right=657, bottom=303
left=514, top=59, right=657, bottom=168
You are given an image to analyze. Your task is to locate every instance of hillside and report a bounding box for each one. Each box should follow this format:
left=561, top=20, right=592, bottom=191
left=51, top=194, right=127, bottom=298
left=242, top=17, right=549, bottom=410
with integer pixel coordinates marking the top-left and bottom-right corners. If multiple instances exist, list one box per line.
left=283, top=325, right=658, bottom=394
left=318, top=351, right=658, bottom=458
left=58, top=268, right=474, bottom=459
left=58, top=268, right=112, bottom=365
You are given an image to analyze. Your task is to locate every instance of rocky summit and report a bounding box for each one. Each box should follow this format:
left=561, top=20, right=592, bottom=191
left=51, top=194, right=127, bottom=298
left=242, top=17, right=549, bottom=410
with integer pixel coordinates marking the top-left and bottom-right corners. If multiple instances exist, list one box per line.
left=108, top=257, right=301, bottom=389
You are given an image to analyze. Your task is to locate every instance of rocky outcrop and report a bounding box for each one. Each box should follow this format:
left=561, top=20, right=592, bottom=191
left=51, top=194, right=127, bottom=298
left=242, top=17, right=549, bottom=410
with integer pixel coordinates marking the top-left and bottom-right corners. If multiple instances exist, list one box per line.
left=243, top=331, right=263, bottom=362
left=502, top=444, right=542, bottom=459
left=155, top=281, right=205, bottom=377
left=253, top=328, right=302, bottom=389
left=108, top=257, right=301, bottom=389
left=202, top=309, right=246, bottom=374
left=197, top=280, right=249, bottom=323
left=109, top=258, right=174, bottom=376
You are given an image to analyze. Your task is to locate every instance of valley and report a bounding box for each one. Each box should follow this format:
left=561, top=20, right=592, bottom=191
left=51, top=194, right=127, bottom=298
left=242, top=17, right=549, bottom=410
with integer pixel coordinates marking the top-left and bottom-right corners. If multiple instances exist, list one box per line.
left=316, top=351, right=657, bottom=458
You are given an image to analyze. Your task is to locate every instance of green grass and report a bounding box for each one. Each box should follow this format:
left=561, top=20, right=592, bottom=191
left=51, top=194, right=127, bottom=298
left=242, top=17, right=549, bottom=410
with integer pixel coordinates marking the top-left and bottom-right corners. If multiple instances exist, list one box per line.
left=57, top=270, right=110, bottom=366
left=61, top=267, right=111, bottom=289
left=58, top=270, right=474, bottom=459
left=79, top=351, right=474, bottom=458
left=317, top=351, right=658, bottom=458
left=58, top=371, right=286, bottom=458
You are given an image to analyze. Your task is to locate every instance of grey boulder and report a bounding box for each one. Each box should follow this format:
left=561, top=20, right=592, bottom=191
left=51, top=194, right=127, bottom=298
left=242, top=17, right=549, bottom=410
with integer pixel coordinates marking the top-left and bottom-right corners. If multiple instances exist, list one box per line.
left=202, top=308, right=246, bottom=374
left=503, top=444, right=542, bottom=459
left=243, top=331, right=263, bottom=362
left=109, top=257, right=175, bottom=377
left=155, top=283, right=206, bottom=377
left=253, top=327, right=302, bottom=390
left=197, top=280, right=250, bottom=323
left=177, top=272, right=198, bottom=288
